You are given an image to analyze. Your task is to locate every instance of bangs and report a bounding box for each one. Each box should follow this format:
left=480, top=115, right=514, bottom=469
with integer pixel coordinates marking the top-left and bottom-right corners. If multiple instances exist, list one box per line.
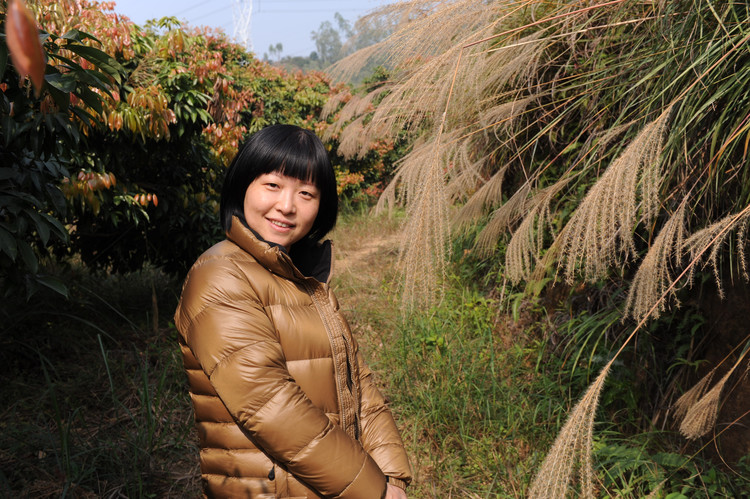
left=256, top=130, right=328, bottom=190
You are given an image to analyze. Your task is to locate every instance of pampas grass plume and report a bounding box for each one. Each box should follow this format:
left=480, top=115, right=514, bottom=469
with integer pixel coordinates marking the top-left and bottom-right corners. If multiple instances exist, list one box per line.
left=528, top=361, right=612, bottom=499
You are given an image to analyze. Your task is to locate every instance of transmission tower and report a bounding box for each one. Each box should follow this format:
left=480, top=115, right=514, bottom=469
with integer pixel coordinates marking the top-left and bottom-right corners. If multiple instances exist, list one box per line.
left=232, top=0, right=253, bottom=51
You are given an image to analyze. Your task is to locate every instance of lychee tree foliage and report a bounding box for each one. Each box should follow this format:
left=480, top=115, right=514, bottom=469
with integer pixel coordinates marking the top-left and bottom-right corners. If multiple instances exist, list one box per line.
left=1, top=0, right=125, bottom=297
left=2, top=0, right=390, bottom=292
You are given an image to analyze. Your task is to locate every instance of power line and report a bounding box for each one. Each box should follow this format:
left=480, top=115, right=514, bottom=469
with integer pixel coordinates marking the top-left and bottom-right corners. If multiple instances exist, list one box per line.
left=175, top=0, right=214, bottom=17
left=189, top=7, right=368, bottom=22
left=256, top=8, right=368, bottom=13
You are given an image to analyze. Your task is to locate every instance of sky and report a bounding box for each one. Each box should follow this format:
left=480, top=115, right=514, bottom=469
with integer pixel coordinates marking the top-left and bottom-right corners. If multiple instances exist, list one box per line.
left=112, top=0, right=392, bottom=59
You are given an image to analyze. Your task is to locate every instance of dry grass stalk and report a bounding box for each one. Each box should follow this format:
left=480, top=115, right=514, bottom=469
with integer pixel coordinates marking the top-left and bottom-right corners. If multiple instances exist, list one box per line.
left=506, top=176, right=573, bottom=283
left=592, top=120, right=636, bottom=157
left=479, top=94, right=539, bottom=139
left=528, top=360, right=612, bottom=499
left=556, top=109, right=671, bottom=283
left=624, top=198, right=687, bottom=320
left=675, top=341, right=750, bottom=439
left=671, top=367, right=716, bottom=422
left=323, top=86, right=392, bottom=151
left=737, top=216, right=749, bottom=281
left=330, top=0, right=518, bottom=81
left=678, top=369, right=733, bottom=440
left=320, top=89, right=351, bottom=121
left=373, top=131, right=457, bottom=307
left=479, top=31, right=547, bottom=97
left=395, top=135, right=453, bottom=308
left=453, top=164, right=510, bottom=227
left=475, top=181, right=533, bottom=256
left=530, top=201, right=750, bottom=498
left=327, top=1, right=541, bottom=157
left=356, top=3, right=500, bottom=135
left=684, top=207, right=750, bottom=299
left=377, top=133, right=452, bottom=211
left=375, top=161, right=406, bottom=214
left=645, top=480, right=667, bottom=499
left=444, top=137, right=488, bottom=202
left=336, top=116, right=367, bottom=159
left=324, top=2, right=563, bottom=310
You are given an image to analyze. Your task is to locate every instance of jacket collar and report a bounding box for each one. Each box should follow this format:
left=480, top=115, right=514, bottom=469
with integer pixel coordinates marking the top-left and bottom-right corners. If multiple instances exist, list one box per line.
left=226, top=215, right=333, bottom=284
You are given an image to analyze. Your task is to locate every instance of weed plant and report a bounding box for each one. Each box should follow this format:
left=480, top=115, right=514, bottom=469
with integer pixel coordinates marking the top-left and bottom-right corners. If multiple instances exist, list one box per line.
left=0, top=262, right=200, bottom=497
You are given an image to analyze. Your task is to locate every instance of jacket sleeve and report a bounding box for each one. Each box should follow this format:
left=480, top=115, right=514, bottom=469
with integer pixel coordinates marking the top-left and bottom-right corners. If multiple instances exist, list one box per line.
left=354, top=339, right=413, bottom=490
left=176, top=256, right=387, bottom=498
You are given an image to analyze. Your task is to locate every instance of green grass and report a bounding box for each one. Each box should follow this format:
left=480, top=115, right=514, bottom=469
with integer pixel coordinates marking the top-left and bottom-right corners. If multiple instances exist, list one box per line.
left=0, top=263, right=200, bottom=498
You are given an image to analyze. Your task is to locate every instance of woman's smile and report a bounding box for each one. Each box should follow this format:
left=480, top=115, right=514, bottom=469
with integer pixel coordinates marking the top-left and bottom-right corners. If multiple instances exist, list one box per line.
left=269, top=218, right=292, bottom=229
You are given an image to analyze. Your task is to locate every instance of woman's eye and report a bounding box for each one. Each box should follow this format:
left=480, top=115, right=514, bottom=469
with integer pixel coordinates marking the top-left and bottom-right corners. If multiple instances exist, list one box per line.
left=267, top=183, right=279, bottom=189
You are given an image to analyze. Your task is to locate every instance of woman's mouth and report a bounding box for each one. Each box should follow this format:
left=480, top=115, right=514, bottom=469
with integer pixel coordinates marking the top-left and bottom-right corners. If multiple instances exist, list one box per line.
left=269, top=219, right=292, bottom=229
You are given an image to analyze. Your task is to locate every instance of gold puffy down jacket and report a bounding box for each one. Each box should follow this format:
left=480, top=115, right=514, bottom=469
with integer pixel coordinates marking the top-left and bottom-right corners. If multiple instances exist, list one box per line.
left=175, top=218, right=412, bottom=498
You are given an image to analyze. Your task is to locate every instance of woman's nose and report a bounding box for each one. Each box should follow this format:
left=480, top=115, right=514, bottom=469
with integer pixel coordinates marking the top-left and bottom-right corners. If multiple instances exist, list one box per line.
left=276, top=189, right=295, bottom=213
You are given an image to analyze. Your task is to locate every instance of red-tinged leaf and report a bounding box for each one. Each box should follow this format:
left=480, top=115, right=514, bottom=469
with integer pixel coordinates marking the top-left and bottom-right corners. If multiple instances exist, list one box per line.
left=5, top=0, right=46, bottom=97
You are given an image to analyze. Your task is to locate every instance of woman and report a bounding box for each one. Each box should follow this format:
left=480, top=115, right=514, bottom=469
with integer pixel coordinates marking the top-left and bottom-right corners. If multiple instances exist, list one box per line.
left=174, top=124, right=412, bottom=498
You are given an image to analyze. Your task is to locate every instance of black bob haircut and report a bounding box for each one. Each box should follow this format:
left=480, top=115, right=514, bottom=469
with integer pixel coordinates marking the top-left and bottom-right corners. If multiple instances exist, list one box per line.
left=220, top=124, right=338, bottom=243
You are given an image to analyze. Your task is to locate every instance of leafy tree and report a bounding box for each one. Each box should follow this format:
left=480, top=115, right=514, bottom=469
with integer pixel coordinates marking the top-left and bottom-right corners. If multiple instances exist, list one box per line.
left=1, top=0, right=124, bottom=297
left=311, top=19, right=343, bottom=66
left=265, top=41, right=283, bottom=62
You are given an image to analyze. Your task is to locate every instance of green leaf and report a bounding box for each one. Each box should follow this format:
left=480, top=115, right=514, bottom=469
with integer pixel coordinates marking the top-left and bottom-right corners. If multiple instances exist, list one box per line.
left=43, top=159, right=66, bottom=178
left=75, top=86, right=104, bottom=115
left=0, top=226, right=17, bottom=261
left=80, top=68, right=114, bottom=91
left=23, top=209, right=47, bottom=240
left=17, top=240, right=38, bottom=274
left=8, top=190, right=43, bottom=206
left=45, top=73, right=77, bottom=93
left=45, top=183, right=67, bottom=214
left=45, top=77, right=73, bottom=110
left=47, top=53, right=85, bottom=72
left=24, top=277, right=40, bottom=302
left=35, top=274, right=69, bottom=298
left=40, top=213, right=68, bottom=242
left=64, top=43, right=124, bottom=82
left=37, top=221, right=50, bottom=246
left=55, top=114, right=80, bottom=143
left=61, top=29, right=102, bottom=45
left=70, top=106, right=98, bottom=129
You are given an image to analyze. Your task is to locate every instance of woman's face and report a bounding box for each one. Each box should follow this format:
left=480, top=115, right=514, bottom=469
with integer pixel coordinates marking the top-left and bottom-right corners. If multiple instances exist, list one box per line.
left=243, top=171, right=320, bottom=250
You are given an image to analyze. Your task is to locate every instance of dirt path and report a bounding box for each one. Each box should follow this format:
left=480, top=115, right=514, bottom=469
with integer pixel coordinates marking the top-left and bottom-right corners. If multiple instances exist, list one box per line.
left=335, top=232, right=401, bottom=274
left=330, top=213, right=402, bottom=314
left=330, top=212, right=404, bottom=364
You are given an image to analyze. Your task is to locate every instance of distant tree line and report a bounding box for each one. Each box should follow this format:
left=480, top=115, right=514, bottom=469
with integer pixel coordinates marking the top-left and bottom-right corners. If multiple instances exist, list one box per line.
left=264, top=12, right=394, bottom=81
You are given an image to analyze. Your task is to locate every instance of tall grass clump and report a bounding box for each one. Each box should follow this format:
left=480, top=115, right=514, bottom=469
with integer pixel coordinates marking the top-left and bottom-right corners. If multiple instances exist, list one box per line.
left=326, top=0, right=750, bottom=496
